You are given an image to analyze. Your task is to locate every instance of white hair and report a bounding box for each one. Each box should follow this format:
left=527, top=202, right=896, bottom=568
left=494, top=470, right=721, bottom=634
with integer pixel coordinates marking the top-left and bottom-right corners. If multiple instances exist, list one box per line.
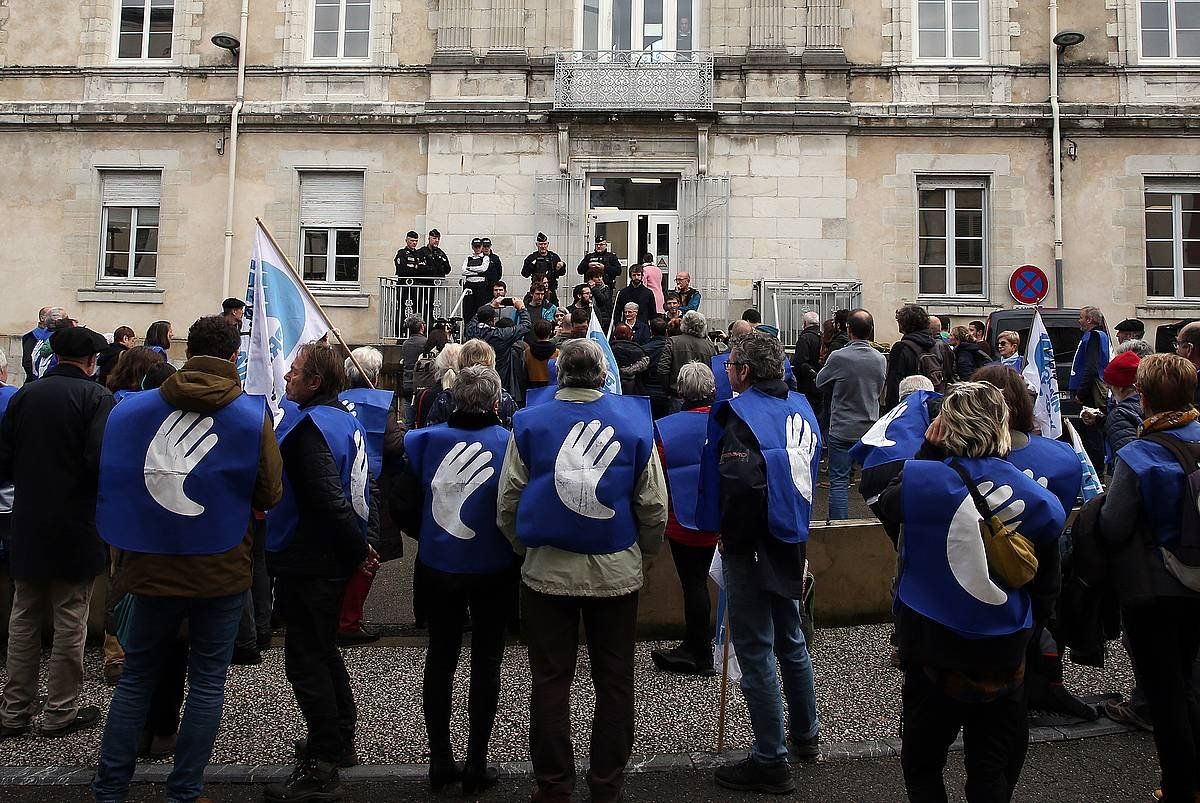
left=803, top=311, right=820, bottom=326
left=898, top=374, right=935, bottom=400
left=681, top=310, right=707, bottom=337
left=0, top=349, right=8, bottom=374
left=345, top=346, right=383, bottom=386
left=434, top=343, right=462, bottom=389
left=1114, top=338, right=1153, bottom=358
left=677, top=361, right=716, bottom=402
left=624, top=302, right=639, bottom=311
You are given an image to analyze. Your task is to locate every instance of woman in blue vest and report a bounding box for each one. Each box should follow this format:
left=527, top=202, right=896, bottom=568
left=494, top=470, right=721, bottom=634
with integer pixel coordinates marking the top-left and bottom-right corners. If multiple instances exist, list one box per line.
left=105, top=345, right=165, bottom=402
left=397, top=365, right=514, bottom=795
left=875, top=381, right=1066, bottom=803
left=1094, top=354, right=1200, bottom=803
left=651, top=361, right=720, bottom=676
left=266, top=342, right=374, bottom=802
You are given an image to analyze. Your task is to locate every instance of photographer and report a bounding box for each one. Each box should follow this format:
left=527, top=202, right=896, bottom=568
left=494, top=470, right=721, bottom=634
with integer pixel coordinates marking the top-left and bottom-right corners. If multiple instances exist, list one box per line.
left=464, top=295, right=530, bottom=399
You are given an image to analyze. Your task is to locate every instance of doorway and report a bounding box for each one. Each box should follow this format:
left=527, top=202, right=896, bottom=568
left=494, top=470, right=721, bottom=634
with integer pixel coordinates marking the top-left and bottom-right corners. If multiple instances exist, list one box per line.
left=587, top=176, right=679, bottom=298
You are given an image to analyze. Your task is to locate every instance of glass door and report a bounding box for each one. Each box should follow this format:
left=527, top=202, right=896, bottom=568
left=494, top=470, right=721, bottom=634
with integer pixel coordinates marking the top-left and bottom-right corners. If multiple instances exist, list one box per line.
left=589, top=212, right=634, bottom=272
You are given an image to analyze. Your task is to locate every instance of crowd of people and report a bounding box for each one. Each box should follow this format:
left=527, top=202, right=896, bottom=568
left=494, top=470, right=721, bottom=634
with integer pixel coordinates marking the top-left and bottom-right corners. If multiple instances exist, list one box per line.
left=0, top=284, right=1198, bottom=803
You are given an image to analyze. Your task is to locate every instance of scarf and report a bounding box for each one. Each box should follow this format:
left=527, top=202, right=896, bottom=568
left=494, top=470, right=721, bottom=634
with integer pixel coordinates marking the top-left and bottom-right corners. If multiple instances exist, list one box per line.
left=1141, top=408, right=1200, bottom=436
left=1069, top=329, right=1110, bottom=393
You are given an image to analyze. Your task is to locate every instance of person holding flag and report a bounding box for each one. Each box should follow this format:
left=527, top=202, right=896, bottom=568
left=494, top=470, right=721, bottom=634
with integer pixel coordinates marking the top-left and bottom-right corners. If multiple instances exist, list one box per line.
left=1022, top=307, right=1064, bottom=440
left=587, top=301, right=624, bottom=396
left=92, top=316, right=283, bottom=803
left=1071, top=305, right=1112, bottom=471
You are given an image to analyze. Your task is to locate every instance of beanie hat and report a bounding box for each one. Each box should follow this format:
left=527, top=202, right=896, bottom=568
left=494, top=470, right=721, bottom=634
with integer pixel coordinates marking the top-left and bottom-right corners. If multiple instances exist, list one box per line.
left=1102, top=350, right=1140, bottom=388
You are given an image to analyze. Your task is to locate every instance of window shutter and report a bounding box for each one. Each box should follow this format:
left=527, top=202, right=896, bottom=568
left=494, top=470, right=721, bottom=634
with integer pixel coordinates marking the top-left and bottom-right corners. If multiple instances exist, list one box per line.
left=101, top=171, right=162, bottom=206
left=300, top=172, right=364, bottom=227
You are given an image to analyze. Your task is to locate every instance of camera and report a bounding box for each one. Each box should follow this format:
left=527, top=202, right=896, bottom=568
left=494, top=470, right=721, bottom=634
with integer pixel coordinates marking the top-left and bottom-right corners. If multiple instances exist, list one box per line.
left=500, top=297, right=516, bottom=307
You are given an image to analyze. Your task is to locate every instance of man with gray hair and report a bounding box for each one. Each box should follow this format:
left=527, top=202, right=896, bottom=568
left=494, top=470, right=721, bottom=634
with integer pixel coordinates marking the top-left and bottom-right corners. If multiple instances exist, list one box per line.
left=791, top=310, right=823, bottom=408
left=21, top=306, right=53, bottom=384
left=698, top=330, right=821, bottom=794
left=657, top=310, right=716, bottom=411
left=29, top=307, right=72, bottom=381
left=620, top=302, right=649, bottom=344
left=399, top=315, right=427, bottom=412
left=498, top=337, right=667, bottom=803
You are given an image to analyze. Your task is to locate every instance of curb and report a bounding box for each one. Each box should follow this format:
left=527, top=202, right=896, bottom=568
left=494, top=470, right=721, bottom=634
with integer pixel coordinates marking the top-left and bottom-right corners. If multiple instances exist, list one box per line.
left=0, top=719, right=1134, bottom=787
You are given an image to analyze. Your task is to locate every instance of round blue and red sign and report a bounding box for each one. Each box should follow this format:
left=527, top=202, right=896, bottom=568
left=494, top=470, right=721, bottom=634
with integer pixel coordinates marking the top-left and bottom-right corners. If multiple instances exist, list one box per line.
left=1009, top=265, right=1049, bottom=305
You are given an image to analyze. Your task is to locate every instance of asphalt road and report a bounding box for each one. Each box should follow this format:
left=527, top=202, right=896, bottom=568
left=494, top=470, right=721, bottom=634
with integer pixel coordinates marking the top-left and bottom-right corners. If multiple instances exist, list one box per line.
left=1, top=732, right=1159, bottom=802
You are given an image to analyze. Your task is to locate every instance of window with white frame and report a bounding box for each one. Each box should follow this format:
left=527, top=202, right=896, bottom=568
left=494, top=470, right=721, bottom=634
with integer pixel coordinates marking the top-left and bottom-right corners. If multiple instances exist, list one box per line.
left=99, top=171, right=162, bottom=284
left=1145, top=184, right=1200, bottom=299
left=1140, top=0, right=1200, bottom=59
left=311, top=0, right=371, bottom=59
left=300, top=172, right=364, bottom=286
left=917, top=179, right=988, bottom=297
left=116, top=0, right=174, bottom=59
left=915, top=0, right=985, bottom=60
left=580, top=0, right=696, bottom=52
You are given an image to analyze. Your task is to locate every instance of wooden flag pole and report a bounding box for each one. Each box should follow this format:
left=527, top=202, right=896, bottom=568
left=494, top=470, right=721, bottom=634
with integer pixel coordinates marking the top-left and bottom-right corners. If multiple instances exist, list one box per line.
left=254, top=217, right=375, bottom=390
left=716, top=606, right=731, bottom=753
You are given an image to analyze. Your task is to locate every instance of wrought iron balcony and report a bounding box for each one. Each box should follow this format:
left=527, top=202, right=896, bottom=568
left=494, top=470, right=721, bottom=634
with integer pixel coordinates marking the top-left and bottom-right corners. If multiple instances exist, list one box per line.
left=554, top=50, right=714, bottom=112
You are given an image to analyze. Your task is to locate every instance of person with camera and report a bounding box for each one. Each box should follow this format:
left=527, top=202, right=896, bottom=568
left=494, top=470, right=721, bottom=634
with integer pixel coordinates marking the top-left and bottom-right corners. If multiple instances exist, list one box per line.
left=464, top=295, right=530, bottom=399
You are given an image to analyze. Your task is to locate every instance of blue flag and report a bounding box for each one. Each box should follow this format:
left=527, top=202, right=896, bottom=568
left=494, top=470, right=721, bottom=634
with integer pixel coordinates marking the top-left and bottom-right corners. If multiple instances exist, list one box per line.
left=589, top=307, right=623, bottom=395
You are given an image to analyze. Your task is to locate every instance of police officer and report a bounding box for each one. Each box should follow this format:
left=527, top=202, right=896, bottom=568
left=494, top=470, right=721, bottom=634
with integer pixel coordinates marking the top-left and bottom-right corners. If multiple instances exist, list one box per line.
left=461, top=238, right=490, bottom=323
left=521, top=232, right=566, bottom=293
left=577, top=235, right=623, bottom=287
left=418, top=229, right=452, bottom=278
left=394, top=230, right=424, bottom=278
left=481, top=237, right=503, bottom=286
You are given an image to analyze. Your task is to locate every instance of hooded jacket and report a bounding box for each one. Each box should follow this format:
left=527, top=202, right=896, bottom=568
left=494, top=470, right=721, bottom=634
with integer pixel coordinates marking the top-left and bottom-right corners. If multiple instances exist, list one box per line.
left=884, top=330, right=943, bottom=409
left=117, top=356, right=283, bottom=597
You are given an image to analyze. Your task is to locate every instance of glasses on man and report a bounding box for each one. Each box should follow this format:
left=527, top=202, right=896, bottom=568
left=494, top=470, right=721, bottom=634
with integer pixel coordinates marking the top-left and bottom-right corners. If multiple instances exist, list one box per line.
left=1175, top=340, right=1193, bottom=351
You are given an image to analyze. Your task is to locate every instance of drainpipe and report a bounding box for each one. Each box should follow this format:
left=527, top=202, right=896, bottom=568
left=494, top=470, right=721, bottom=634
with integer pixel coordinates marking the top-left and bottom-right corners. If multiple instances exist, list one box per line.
left=220, top=0, right=250, bottom=299
left=1049, top=0, right=1064, bottom=308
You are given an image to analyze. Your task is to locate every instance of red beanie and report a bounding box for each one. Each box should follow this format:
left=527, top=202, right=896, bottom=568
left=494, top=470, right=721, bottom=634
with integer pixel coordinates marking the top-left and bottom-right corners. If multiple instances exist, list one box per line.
left=1102, top=350, right=1140, bottom=388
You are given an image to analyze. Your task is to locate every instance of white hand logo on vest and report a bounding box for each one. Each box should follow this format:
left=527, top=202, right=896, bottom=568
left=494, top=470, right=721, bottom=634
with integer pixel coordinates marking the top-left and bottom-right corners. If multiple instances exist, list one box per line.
left=145, top=410, right=219, bottom=517
left=555, top=419, right=621, bottom=519
left=947, top=480, right=1025, bottom=605
left=1021, top=468, right=1050, bottom=490
left=431, top=441, right=495, bottom=540
left=345, top=401, right=358, bottom=417
left=350, top=429, right=369, bottom=521
left=860, top=401, right=909, bottom=449
left=785, top=413, right=818, bottom=503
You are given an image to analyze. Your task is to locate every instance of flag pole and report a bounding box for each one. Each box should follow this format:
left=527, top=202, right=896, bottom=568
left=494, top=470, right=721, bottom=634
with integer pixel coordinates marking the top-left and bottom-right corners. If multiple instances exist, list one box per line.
left=716, top=602, right=731, bottom=753
left=254, top=217, right=375, bottom=390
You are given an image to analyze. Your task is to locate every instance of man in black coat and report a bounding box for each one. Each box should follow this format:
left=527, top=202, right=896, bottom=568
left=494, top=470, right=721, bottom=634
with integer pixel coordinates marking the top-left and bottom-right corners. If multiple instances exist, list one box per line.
left=416, top=229, right=452, bottom=278
left=577, top=236, right=623, bottom=287
left=521, top=233, right=567, bottom=293
left=0, top=326, right=113, bottom=739
left=883, top=304, right=950, bottom=409
left=613, top=265, right=656, bottom=327
left=791, top=311, right=822, bottom=403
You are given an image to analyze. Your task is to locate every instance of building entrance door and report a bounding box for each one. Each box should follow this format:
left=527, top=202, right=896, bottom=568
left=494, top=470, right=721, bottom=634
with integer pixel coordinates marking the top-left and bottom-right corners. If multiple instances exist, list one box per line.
left=587, top=176, right=679, bottom=301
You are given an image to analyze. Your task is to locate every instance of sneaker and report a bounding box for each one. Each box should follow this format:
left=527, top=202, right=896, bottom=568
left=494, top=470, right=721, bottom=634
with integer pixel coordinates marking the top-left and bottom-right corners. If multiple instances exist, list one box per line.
left=336, top=626, right=380, bottom=647
left=263, top=758, right=343, bottom=802
left=1044, top=685, right=1098, bottom=721
left=1104, top=699, right=1154, bottom=733
left=40, top=705, right=101, bottom=738
left=652, top=645, right=705, bottom=675
left=294, top=738, right=359, bottom=769
left=789, top=734, right=820, bottom=763
left=103, top=662, right=124, bottom=687
left=714, top=757, right=795, bottom=795
left=230, top=646, right=263, bottom=666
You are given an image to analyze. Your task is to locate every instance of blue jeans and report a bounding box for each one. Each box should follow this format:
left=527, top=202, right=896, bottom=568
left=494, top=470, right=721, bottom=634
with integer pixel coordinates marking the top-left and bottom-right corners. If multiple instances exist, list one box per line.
left=93, top=592, right=243, bottom=803
left=827, top=435, right=854, bottom=521
left=722, top=551, right=819, bottom=765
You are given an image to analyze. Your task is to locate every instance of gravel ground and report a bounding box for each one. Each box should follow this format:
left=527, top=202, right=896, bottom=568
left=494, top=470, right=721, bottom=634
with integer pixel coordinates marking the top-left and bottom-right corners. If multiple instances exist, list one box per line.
left=0, top=624, right=1133, bottom=768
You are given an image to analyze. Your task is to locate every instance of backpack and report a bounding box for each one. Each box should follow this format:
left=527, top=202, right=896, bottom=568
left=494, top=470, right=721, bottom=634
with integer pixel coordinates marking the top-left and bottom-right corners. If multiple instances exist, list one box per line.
left=1141, top=433, right=1200, bottom=593
left=901, top=339, right=947, bottom=394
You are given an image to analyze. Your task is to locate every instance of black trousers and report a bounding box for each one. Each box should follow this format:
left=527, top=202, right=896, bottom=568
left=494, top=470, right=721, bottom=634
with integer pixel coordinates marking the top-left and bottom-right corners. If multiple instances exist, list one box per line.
left=668, top=539, right=715, bottom=661
left=276, top=576, right=356, bottom=762
left=422, top=563, right=513, bottom=766
left=523, top=586, right=639, bottom=803
left=236, top=522, right=272, bottom=649
left=144, top=639, right=188, bottom=741
left=1124, top=597, right=1200, bottom=802
left=900, top=669, right=1028, bottom=803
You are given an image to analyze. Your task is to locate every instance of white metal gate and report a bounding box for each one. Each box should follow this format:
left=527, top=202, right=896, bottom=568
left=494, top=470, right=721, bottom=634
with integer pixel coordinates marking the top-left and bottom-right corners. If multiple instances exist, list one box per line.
left=753, top=280, right=864, bottom=347
left=679, top=175, right=730, bottom=328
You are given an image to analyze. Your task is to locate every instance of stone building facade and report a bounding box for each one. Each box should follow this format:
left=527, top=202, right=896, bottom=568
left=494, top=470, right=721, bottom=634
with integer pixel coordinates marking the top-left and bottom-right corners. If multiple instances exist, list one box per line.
left=1, top=0, right=1198, bottom=372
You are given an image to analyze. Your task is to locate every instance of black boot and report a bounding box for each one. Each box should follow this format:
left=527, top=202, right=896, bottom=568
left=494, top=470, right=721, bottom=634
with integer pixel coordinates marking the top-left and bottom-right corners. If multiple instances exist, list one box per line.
left=428, top=753, right=461, bottom=793
left=714, top=757, right=795, bottom=794
left=263, top=758, right=343, bottom=801
left=294, top=738, right=359, bottom=769
left=461, top=763, right=499, bottom=795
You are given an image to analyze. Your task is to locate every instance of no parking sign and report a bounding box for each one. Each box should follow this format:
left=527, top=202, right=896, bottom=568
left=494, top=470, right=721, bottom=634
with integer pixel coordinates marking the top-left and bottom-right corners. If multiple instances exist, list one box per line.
left=1009, top=265, right=1049, bottom=305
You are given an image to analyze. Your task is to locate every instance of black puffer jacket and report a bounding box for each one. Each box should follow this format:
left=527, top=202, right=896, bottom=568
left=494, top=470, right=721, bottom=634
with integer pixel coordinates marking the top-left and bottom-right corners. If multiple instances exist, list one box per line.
left=1103, top=393, right=1142, bottom=456
left=610, top=338, right=649, bottom=396
left=884, top=330, right=944, bottom=409
left=267, top=394, right=373, bottom=579
left=954, top=341, right=990, bottom=382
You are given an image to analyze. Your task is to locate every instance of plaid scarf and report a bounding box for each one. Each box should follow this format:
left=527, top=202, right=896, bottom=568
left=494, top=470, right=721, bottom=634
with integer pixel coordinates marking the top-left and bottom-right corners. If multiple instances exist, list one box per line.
left=1141, top=408, right=1200, bottom=435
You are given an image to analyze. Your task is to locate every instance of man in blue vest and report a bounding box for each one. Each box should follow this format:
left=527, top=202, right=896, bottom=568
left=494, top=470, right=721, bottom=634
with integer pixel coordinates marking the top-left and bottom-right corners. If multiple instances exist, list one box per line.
left=266, top=341, right=374, bottom=802
left=698, top=330, right=822, bottom=795
left=498, top=337, right=667, bottom=803
left=92, top=315, right=283, bottom=803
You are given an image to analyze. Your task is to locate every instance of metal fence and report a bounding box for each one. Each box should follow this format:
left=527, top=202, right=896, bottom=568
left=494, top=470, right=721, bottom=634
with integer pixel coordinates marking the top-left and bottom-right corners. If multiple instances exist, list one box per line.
left=753, top=280, right=864, bottom=347
left=554, top=50, right=715, bottom=111
left=680, top=175, right=731, bottom=330
left=378, top=277, right=468, bottom=341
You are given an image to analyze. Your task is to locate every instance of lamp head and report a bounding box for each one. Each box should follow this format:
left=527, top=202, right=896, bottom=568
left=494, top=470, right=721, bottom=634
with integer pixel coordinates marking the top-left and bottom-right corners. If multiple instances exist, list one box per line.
left=211, top=33, right=241, bottom=58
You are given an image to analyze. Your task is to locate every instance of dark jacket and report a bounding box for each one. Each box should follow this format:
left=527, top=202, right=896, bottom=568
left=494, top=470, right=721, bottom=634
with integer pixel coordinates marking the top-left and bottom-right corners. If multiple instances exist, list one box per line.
left=589, top=283, right=614, bottom=331
left=641, top=335, right=669, bottom=401
left=1103, top=394, right=1142, bottom=456
left=118, top=357, right=283, bottom=597
left=20, top=330, right=40, bottom=383
left=0, top=364, right=115, bottom=581
left=610, top=339, right=650, bottom=396
left=399, top=332, right=427, bottom=396
left=613, top=284, right=656, bottom=326
left=1073, top=331, right=1108, bottom=408
left=657, top=332, right=717, bottom=395
left=715, top=379, right=807, bottom=599
left=464, top=309, right=532, bottom=396
left=954, top=340, right=990, bottom=383
left=884, top=329, right=941, bottom=409
left=394, top=246, right=424, bottom=277
left=96, top=341, right=128, bottom=387
left=577, top=251, right=623, bottom=285
left=791, top=324, right=822, bottom=398
left=267, top=394, right=372, bottom=579
left=521, top=250, right=566, bottom=290
left=485, top=253, right=503, bottom=286
left=416, top=245, right=452, bottom=278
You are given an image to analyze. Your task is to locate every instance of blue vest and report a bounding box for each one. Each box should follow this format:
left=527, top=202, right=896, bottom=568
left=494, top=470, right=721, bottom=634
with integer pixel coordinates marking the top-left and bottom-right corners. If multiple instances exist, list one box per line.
left=1118, top=421, right=1200, bottom=547
left=338, top=387, right=394, bottom=479
left=654, top=409, right=708, bottom=531
left=897, top=457, right=1066, bottom=638
left=112, top=388, right=137, bottom=404
left=96, top=390, right=264, bottom=555
left=712, top=353, right=792, bottom=403
left=697, top=387, right=821, bottom=543
left=404, top=423, right=513, bottom=574
left=513, top=393, right=653, bottom=554
left=525, top=385, right=557, bottom=407
left=0, top=385, right=17, bottom=417
left=849, top=390, right=940, bottom=470
left=1007, top=435, right=1082, bottom=517
left=267, top=404, right=371, bottom=552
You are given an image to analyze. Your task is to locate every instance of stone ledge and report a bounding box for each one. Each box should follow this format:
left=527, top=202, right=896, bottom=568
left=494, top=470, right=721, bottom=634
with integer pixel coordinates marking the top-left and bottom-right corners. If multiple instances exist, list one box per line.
left=311, top=292, right=371, bottom=308
left=1135, top=304, right=1200, bottom=319
left=76, top=287, right=165, bottom=304
left=920, top=300, right=1002, bottom=316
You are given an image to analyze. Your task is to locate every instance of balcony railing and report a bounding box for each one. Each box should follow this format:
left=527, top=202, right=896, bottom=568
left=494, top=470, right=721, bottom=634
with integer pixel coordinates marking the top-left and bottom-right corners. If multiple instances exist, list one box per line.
left=378, top=277, right=468, bottom=341
left=554, top=50, right=714, bottom=112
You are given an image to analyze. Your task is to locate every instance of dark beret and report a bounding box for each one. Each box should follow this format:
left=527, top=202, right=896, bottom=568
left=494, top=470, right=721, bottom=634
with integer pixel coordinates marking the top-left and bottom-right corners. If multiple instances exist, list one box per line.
left=50, top=326, right=108, bottom=358
left=1114, top=318, right=1145, bottom=334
